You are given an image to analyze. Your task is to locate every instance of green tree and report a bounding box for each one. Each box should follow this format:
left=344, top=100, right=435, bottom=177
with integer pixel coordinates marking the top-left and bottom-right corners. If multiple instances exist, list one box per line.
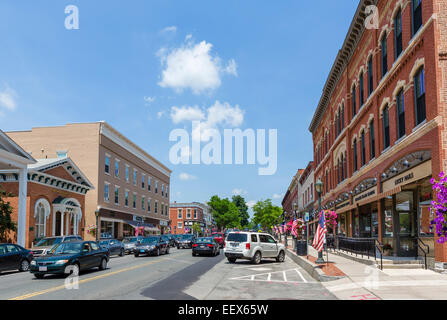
left=252, top=199, right=282, bottom=231
left=0, top=189, right=16, bottom=242
left=232, top=195, right=250, bottom=227
left=208, top=195, right=241, bottom=231
left=191, top=222, right=202, bottom=236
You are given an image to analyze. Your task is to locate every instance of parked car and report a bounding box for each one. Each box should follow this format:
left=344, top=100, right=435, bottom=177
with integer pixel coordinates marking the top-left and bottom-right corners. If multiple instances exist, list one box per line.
left=161, top=235, right=175, bottom=248
left=134, top=236, right=169, bottom=257
left=177, top=234, right=196, bottom=249
left=192, top=237, right=220, bottom=257
left=0, top=244, right=34, bottom=273
left=99, top=239, right=125, bottom=257
left=173, top=234, right=182, bottom=247
left=122, top=236, right=143, bottom=254
left=29, top=241, right=109, bottom=279
left=211, top=232, right=225, bottom=248
left=30, top=235, right=82, bottom=257
left=224, top=232, right=286, bottom=264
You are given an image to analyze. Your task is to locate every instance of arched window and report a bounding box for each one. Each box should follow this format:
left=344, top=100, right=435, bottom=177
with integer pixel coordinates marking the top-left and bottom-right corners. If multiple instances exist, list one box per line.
left=414, top=68, right=426, bottom=125
left=344, top=151, right=348, bottom=180
left=352, top=85, right=357, bottom=118
left=383, top=105, right=390, bottom=149
left=381, top=35, right=388, bottom=78
left=340, top=153, right=344, bottom=182
left=368, top=57, right=373, bottom=96
left=35, top=202, right=47, bottom=239
left=396, top=89, right=406, bottom=139
left=359, top=72, right=365, bottom=106
left=341, top=104, right=345, bottom=130
left=412, top=0, right=423, bottom=36
left=353, top=139, right=358, bottom=172
left=361, top=131, right=366, bottom=167
left=370, top=120, right=376, bottom=159
left=395, top=9, right=403, bottom=58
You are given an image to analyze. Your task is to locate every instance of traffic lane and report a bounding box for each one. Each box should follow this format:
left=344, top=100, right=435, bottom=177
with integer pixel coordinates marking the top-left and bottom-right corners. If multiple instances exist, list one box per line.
left=2, top=249, right=189, bottom=300
left=8, top=249, right=215, bottom=300
left=185, top=256, right=338, bottom=300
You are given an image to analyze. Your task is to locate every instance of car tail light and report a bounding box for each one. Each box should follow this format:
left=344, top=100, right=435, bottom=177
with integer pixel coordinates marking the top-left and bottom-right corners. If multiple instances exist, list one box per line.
left=246, top=243, right=250, bottom=250
left=192, top=244, right=198, bottom=248
left=207, top=244, right=214, bottom=248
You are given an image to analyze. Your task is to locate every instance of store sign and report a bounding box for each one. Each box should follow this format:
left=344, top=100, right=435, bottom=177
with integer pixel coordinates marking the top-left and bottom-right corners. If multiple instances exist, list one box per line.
left=382, top=160, right=432, bottom=193
left=160, top=220, right=168, bottom=226
left=335, top=200, right=350, bottom=211
left=133, top=215, right=143, bottom=222
left=353, top=187, right=377, bottom=206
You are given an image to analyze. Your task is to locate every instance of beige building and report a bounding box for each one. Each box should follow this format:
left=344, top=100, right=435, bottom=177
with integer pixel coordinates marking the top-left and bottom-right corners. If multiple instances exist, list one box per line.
left=7, top=122, right=171, bottom=240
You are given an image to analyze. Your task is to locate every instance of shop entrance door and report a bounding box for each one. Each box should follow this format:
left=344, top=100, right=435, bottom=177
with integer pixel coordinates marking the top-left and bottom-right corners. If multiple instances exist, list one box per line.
left=395, top=191, right=417, bottom=257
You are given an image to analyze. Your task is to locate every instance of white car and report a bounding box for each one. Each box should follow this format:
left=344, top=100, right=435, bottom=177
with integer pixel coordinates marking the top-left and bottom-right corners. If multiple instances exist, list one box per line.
left=224, top=232, right=286, bottom=264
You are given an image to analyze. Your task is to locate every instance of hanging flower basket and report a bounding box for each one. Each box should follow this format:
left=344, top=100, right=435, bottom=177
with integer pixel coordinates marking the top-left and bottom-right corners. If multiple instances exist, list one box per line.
left=430, top=173, right=447, bottom=243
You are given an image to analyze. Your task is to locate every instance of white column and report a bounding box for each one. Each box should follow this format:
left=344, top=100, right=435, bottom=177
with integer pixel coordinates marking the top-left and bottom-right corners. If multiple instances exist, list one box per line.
left=61, top=212, right=65, bottom=236
left=17, top=168, right=28, bottom=247
left=52, top=211, right=56, bottom=236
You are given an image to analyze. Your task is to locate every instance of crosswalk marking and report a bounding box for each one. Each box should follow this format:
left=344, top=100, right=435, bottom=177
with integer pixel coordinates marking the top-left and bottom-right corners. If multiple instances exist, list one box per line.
left=230, top=268, right=310, bottom=284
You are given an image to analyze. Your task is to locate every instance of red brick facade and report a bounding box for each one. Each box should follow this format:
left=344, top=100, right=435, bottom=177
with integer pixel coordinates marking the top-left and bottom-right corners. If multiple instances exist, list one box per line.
left=169, top=204, right=205, bottom=234
left=309, top=0, right=447, bottom=263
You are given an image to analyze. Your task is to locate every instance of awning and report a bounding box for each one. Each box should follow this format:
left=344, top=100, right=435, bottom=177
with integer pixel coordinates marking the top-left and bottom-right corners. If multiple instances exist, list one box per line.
left=125, top=220, right=160, bottom=232
left=378, top=186, right=402, bottom=199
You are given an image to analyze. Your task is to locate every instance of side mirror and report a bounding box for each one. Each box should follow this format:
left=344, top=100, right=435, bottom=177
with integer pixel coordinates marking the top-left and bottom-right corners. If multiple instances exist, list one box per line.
left=82, top=249, right=89, bottom=254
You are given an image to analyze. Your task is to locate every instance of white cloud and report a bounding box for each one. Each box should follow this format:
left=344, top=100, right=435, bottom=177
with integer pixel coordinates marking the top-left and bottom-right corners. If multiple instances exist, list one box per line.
left=157, top=111, right=165, bottom=119
left=179, top=172, right=197, bottom=181
left=232, top=189, right=247, bottom=196
left=171, top=100, right=244, bottom=142
left=272, top=194, right=282, bottom=199
left=0, top=87, right=17, bottom=111
left=247, top=200, right=256, bottom=209
left=161, top=26, right=177, bottom=34
left=144, top=96, right=156, bottom=104
left=170, top=105, right=205, bottom=124
left=158, top=38, right=237, bottom=94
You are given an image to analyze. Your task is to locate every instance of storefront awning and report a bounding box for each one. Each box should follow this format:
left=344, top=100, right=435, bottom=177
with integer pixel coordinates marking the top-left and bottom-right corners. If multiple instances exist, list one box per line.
left=125, top=220, right=159, bottom=232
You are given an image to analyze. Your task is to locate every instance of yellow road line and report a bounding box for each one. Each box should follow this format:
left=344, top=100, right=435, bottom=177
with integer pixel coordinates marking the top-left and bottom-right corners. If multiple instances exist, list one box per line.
left=9, top=255, right=178, bottom=300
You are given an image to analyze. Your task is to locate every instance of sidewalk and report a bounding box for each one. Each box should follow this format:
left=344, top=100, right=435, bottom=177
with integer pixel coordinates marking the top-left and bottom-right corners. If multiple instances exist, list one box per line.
left=281, top=236, right=447, bottom=300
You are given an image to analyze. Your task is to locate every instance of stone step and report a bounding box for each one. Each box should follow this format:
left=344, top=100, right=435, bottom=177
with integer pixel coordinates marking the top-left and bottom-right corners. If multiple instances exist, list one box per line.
left=377, top=263, right=425, bottom=269
left=381, top=259, right=424, bottom=265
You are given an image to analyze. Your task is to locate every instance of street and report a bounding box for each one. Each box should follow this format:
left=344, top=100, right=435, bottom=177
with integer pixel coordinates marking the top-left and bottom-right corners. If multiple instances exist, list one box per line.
left=0, top=248, right=336, bottom=300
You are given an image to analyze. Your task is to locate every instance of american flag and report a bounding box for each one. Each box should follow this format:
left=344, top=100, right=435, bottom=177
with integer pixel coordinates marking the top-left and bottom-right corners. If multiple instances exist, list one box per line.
left=291, top=219, right=298, bottom=237
left=312, top=212, right=327, bottom=252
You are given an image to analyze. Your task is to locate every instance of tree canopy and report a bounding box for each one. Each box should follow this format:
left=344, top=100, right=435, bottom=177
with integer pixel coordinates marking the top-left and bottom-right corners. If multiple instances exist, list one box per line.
left=208, top=195, right=241, bottom=230
left=252, top=199, right=282, bottom=230
left=0, top=189, right=16, bottom=242
left=232, top=195, right=250, bottom=227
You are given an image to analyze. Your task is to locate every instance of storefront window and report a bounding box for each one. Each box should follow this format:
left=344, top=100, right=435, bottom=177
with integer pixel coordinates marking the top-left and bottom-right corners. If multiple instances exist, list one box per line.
left=337, top=214, right=346, bottom=236
left=354, top=212, right=359, bottom=237
left=396, top=191, right=415, bottom=237
left=123, top=223, right=133, bottom=237
left=383, top=197, right=393, bottom=237
left=419, top=180, right=434, bottom=237
left=100, top=221, right=113, bottom=238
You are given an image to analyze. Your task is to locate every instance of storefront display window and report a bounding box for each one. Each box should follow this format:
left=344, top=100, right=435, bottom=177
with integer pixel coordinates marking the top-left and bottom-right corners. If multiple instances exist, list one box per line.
left=383, top=197, right=393, bottom=237
left=101, top=221, right=113, bottom=238
left=419, top=180, right=433, bottom=237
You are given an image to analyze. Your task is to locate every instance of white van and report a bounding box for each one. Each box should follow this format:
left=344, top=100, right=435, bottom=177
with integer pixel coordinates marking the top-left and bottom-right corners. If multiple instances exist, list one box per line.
left=223, top=232, right=286, bottom=264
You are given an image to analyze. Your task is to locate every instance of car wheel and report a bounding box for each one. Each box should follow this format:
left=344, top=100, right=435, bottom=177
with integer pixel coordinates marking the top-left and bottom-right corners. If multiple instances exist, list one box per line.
left=156, top=248, right=160, bottom=256
left=119, top=249, right=124, bottom=257
left=227, top=258, right=236, bottom=263
left=192, top=252, right=196, bottom=257
left=276, top=250, right=285, bottom=263
left=19, top=259, right=30, bottom=272
left=65, top=263, right=80, bottom=277
left=99, top=258, right=107, bottom=270
left=166, top=247, right=170, bottom=254
left=34, top=274, right=45, bottom=279
left=252, top=251, right=262, bottom=265
left=177, top=246, right=180, bottom=250
left=134, top=253, right=139, bottom=257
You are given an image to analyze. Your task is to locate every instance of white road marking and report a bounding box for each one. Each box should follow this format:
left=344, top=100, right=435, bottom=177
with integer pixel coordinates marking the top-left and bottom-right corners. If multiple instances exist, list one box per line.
left=295, top=269, right=308, bottom=283
left=230, top=268, right=310, bottom=285
left=282, top=271, right=287, bottom=282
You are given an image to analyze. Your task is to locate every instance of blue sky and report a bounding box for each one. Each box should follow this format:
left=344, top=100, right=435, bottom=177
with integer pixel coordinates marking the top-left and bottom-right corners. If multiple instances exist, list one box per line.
left=0, top=1, right=358, bottom=212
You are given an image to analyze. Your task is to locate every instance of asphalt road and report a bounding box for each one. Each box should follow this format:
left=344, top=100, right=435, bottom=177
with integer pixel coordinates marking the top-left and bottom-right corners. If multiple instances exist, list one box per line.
left=0, top=248, right=336, bottom=300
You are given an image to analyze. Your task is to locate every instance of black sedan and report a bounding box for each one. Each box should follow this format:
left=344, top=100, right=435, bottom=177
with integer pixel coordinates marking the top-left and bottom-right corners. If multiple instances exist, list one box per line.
left=192, top=238, right=220, bottom=257
left=177, top=234, right=196, bottom=249
left=161, top=235, right=175, bottom=247
left=134, top=236, right=169, bottom=257
left=99, top=239, right=125, bottom=257
left=29, top=241, right=109, bottom=279
left=0, top=244, right=33, bottom=273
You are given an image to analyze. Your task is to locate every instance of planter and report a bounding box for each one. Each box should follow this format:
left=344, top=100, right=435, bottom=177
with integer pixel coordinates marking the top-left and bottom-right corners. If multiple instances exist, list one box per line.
left=296, top=240, right=307, bottom=256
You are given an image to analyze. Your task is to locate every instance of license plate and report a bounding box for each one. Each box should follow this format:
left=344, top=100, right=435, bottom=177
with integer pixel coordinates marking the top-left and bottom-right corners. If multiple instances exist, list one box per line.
left=231, top=243, right=239, bottom=247
left=140, top=250, right=145, bottom=253
left=200, top=245, right=205, bottom=248
left=39, top=266, right=47, bottom=272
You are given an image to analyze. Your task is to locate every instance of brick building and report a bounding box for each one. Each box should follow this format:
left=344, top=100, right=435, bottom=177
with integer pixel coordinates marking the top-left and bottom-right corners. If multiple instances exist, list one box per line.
left=309, top=0, right=447, bottom=266
left=281, top=170, right=303, bottom=221
left=0, top=157, right=93, bottom=248
left=7, top=122, right=171, bottom=240
left=169, top=202, right=211, bottom=235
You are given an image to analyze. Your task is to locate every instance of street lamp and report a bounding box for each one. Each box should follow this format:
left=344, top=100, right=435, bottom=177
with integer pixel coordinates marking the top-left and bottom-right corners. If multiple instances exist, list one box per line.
left=315, top=178, right=325, bottom=264
left=94, top=206, right=101, bottom=241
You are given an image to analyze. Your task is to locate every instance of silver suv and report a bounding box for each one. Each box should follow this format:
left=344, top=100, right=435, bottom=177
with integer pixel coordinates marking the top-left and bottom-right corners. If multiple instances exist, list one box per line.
left=30, top=235, right=82, bottom=256
left=224, top=232, right=286, bottom=264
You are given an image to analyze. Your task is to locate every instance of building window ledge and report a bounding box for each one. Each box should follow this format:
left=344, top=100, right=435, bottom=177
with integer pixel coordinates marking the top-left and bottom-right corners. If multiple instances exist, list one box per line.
left=412, top=119, right=427, bottom=133
left=395, top=135, right=407, bottom=145
left=381, top=147, right=391, bottom=155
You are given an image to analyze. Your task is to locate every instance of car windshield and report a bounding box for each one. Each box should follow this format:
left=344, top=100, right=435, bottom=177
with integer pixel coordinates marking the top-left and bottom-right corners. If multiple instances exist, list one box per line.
left=141, top=237, right=159, bottom=244
left=180, top=235, right=193, bottom=240
left=35, top=237, right=62, bottom=247
left=196, top=238, right=213, bottom=243
left=123, top=237, right=138, bottom=243
left=50, top=242, right=82, bottom=255
left=99, top=241, right=109, bottom=246
left=227, top=233, right=248, bottom=242
left=212, top=233, right=223, bottom=237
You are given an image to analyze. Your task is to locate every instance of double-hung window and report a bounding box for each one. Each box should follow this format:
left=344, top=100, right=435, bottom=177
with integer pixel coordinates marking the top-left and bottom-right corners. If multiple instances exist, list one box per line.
left=359, top=72, right=364, bottom=107
left=414, top=68, right=426, bottom=126
left=381, top=36, right=388, bottom=78
left=412, top=0, right=423, bottom=36
left=368, top=57, right=373, bottom=96
left=105, top=156, right=110, bottom=174
left=395, top=10, right=403, bottom=58
left=383, top=106, right=390, bottom=149
left=370, top=121, right=375, bottom=159
left=397, top=89, right=406, bottom=139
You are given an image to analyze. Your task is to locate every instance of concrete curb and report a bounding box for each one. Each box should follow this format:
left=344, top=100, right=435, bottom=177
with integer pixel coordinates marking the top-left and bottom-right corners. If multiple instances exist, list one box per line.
left=286, top=248, right=345, bottom=282
left=328, top=250, right=376, bottom=266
